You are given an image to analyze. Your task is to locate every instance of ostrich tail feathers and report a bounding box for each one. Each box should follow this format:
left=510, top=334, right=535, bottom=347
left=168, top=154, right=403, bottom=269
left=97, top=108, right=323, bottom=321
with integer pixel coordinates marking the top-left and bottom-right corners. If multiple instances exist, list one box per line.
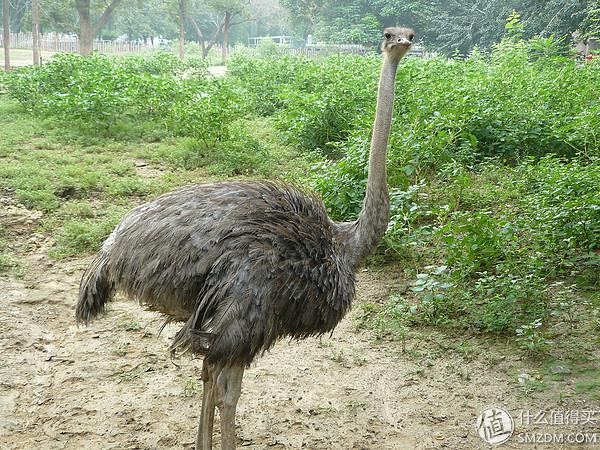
left=76, top=252, right=114, bottom=324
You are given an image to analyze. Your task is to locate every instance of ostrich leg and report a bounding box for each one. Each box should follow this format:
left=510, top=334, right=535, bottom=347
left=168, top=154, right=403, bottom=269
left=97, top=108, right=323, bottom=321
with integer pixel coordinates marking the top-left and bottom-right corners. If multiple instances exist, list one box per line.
left=196, top=361, right=217, bottom=450
left=215, top=363, right=245, bottom=450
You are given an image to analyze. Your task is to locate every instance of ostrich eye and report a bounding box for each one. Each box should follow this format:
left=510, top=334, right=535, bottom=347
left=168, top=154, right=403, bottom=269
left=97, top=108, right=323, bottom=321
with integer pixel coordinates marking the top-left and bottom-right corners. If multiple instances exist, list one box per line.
left=384, top=33, right=392, bottom=40
left=408, top=34, right=415, bottom=42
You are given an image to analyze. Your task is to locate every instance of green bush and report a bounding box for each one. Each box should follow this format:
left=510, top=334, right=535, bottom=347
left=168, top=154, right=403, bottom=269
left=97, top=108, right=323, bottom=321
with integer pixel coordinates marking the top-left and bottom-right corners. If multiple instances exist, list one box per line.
left=154, top=127, right=270, bottom=176
left=439, top=211, right=519, bottom=279
left=515, top=156, right=600, bottom=276
left=228, top=39, right=600, bottom=225
left=4, top=53, right=135, bottom=127
left=166, top=79, right=247, bottom=147
left=459, top=271, right=548, bottom=333
left=227, top=54, right=316, bottom=116
left=3, top=52, right=237, bottom=144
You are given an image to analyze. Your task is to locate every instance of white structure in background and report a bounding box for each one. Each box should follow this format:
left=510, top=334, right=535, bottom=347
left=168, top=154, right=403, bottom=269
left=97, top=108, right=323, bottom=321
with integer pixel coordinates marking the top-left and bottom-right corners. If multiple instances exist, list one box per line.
left=246, top=33, right=425, bottom=57
left=248, top=36, right=292, bottom=47
left=0, top=31, right=171, bottom=54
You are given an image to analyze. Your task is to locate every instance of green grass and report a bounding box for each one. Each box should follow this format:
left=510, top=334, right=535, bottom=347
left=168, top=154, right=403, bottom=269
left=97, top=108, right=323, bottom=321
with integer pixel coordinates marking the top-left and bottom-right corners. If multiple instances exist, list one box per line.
left=0, top=98, right=164, bottom=257
left=0, top=252, right=22, bottom=277
left=0, top=47, right=57, bottom=67
left=0, top=95, right=298, bottom=259
left=575, top=370, right=600, bottom=398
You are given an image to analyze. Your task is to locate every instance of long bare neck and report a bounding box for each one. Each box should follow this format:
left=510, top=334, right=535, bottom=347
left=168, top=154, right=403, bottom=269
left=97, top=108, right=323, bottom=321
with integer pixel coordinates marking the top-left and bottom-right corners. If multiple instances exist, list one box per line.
left=340, top=52, right=400, bottom=269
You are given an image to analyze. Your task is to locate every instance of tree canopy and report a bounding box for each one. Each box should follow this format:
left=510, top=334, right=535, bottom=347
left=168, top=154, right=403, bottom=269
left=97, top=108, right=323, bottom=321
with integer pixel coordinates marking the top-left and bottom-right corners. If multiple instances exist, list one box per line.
left=1, top=0, right=597, bottom=54
left=281, top=0, right=599, bottom=52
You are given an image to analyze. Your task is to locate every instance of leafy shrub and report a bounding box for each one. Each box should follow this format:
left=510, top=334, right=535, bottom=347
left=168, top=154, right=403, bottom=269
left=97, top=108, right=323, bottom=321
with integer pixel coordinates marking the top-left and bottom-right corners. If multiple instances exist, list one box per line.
left=512, top=156, right=600, bottom=277
left=519, top=156, right=600, bottom=253
left=404, top=267, right=548, bottom=334
left=460, top=271, right=548, bottom=333
left=118, top=51, right=208, bottom=77
left=516, top=318, right=552, bottom=355
left=409, top=266, right=456, bottom=326
left=166, top=79, right=247, bottom=146
left=154, top=127, right=270, bottom=176
left=4, top=53, right=135, bottom=127
left=228, top=53, right=380, bottom=155
left=383, top=183, right=435, bottom=261
left=3, top=52, right=237, bottom=145
left=227, top=54, right=316, bottom=116
left=228, top=39, right=600, bottom=224
left=438, top=211, right=519, bottom=279
left=273, top=55, right=379, bottom=154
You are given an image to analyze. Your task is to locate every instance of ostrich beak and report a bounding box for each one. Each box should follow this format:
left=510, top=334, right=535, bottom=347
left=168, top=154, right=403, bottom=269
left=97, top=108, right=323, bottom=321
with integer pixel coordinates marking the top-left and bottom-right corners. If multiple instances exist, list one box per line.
left=396, top=37, right=411, bottom=47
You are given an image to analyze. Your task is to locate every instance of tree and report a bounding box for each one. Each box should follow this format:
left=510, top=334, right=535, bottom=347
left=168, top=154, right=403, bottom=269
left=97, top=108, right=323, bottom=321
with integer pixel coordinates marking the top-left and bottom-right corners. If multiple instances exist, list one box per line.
left=32, top=0, right=40, bottom=65
left=516, top=0, right=588, bottom=40
left=75, top=0, right=124, bottom=55
left=2, top=0, right=28, bottom=32
left=189, top=13, right=224, bottom=58
left=246, top=0, right=288, bottom=38
left=279, top=0, right=597, bottom=53
left=279, top=0, right=318, bottom=40
left=178, top=0, right=186, bottom=59
left=3, top=0, right=9, bottom=71
left=188, top=0, right=255, bottom=61
left=106, top=0, right=176, bottom=40
left=581, top=0, right=600, bottom=38
left=209, top=0, right=254, bottom=62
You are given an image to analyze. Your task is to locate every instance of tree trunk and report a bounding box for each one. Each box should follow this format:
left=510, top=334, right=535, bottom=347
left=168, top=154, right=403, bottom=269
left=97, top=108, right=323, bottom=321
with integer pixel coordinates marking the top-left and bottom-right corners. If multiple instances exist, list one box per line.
left=221, top=11, right=231, bottom=64
left=77, top=0, right=94, bottom=55
left=32, top=0, right=41, bottom=65
left=178, top=0, right=186, bottom=61
left=190, top=15, right=223, bottom=59
left=76, top=0, right=124, bottom=56
left=2, top=0, right=9, bottom=71
left=189, top=16, right=207, bottom=58
left=79, top=23, right=94, bottom=55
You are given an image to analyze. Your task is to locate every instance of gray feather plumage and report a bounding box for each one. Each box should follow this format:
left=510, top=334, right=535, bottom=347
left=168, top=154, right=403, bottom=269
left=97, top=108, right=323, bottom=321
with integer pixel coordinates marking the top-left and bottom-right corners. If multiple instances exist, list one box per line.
left=76, top=181, right=355, bottom=367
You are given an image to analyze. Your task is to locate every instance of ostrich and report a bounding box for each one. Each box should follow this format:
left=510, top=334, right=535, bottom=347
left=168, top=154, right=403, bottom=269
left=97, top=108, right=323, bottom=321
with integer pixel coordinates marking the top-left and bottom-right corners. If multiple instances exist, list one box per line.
left=76, top=27, right=415, bottom=450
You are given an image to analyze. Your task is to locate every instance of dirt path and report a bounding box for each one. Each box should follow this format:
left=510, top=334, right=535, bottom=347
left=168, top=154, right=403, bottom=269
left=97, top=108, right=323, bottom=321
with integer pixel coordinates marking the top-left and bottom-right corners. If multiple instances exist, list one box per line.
left=0, top=202, right=594, bottom=449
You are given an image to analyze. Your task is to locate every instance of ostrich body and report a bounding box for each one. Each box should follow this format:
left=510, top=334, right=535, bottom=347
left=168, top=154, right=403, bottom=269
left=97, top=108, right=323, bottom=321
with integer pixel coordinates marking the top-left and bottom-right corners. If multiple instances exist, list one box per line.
left=76, top=27, right=414, bottom=450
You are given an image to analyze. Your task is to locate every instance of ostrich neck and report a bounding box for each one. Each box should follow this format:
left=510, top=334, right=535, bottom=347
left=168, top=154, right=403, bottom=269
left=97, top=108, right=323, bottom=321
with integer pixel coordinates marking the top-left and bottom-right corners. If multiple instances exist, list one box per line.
left=340, top=52, right=400, bottom=270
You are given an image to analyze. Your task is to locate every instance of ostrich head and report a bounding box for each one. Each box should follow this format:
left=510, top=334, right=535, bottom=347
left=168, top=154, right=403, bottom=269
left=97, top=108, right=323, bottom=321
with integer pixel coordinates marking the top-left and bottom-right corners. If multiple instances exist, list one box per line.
left=381, top=27, right=415, bottom=61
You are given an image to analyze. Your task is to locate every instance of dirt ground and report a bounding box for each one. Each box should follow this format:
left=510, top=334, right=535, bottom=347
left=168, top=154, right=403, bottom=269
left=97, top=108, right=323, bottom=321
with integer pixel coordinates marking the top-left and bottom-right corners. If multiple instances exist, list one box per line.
left=1, top=197, right=598, bottom=450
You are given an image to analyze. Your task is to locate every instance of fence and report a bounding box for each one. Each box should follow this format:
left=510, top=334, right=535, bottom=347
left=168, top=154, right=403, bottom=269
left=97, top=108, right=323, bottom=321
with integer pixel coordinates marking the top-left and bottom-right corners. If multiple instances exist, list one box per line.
left=0, top=31, right=158, bottom=54
left=1, top=30, right=425, bottom=60
left=240, top=46, right=372, bottom=59
left=239, top=45, right=425, bottom=59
